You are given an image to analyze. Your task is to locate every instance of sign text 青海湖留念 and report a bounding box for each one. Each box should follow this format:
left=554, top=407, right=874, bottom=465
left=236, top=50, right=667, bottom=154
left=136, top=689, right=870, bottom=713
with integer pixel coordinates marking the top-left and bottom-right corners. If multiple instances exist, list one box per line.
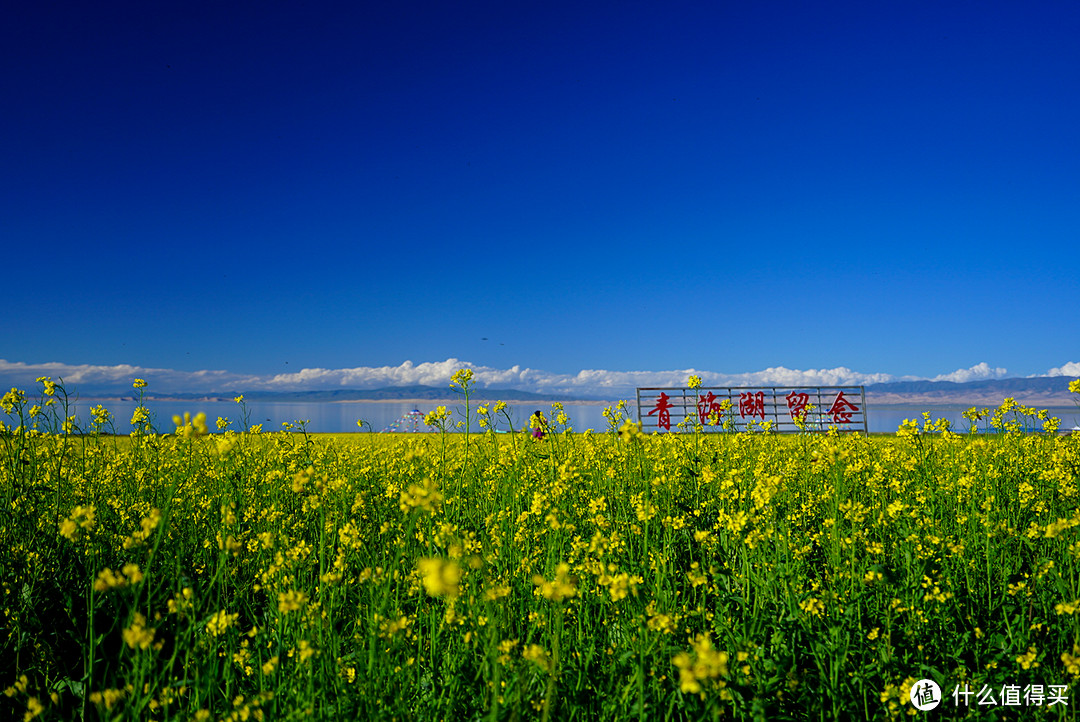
left=636, top=386, right=867, bottom=434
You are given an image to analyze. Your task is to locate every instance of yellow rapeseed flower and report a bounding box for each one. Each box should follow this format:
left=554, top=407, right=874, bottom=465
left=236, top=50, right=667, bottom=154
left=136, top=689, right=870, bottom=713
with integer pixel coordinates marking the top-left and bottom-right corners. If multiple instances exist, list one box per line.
left=93, top=568, right=127, bottom=593
left=799, top=597, right=825, bottom=618
left=122, top=613, right=156, bottom=650
left=24, top=695, right=45, bottom=720
left=206, top=610, right=239, bottom=637
left=1056, top=599, right=1080, bottom=615
left=58, top=518, right=78, bottom=541
left=450, top=368, right=474, bottom=389
left=122, top=563, right=143, bottom=585
left=1017, top=646, right=1039, bottom=670
left=288, top=640, right=316, bottom=664
left=167, top=588, right=195, bottom=615
left=4, top=674, right=29, bottom=697
left=89, top=688, right=127, bottom=710
left=1062, top=644, right=1080, bottom=675
left=522, top=644, right=551, bottom=672
left=59, top=505, right=95, bottom=541
left=533, top=563, right=577, bottom=602
left=261, top=656, right=279, bottom=676
left=618, top=419, right=644, bottom=443
left=417, top=557, right=461, bottom=599
left=278, top=589, right=308, bottom=614
left=1, top=388, right=25, bottom=414
left=424, top=406, right=450, bottom=427
left=672, top=634, right=730, bottom=697
left=130, top=406, right=149, bottom=426
left=399, top=479, right=443, bottom=514
left=601, top=571, right=640, bottom=601
left=90, top=404, right=111, bottom=427
left=172, top=411, right=208, bottom=438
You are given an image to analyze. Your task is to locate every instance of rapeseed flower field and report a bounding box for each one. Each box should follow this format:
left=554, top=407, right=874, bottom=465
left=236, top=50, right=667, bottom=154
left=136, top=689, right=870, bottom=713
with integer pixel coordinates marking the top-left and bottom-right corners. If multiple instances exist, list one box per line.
left=2, top=375, right=1080, bottom=720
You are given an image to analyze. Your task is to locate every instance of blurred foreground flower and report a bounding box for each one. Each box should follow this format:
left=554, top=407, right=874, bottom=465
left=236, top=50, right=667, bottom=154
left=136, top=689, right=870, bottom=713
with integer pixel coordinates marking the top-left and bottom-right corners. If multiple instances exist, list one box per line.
left=417, top=558, right=461, bottom=599
left=173, top=411, right=208, bottom=438
left=618, top=419, right=644, bottom=443
left=533, top=563, right=577, bottom=602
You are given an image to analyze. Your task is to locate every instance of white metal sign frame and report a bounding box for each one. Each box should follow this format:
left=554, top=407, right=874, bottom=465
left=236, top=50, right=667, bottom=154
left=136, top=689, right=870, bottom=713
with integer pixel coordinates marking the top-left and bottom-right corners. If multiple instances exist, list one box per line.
left=635, top=386, right=868, bottom=434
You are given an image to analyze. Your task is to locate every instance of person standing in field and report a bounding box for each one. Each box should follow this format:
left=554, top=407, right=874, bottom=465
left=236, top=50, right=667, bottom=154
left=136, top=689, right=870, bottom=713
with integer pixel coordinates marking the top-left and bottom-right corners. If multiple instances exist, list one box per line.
left=529, top=410, right=546, bottom=440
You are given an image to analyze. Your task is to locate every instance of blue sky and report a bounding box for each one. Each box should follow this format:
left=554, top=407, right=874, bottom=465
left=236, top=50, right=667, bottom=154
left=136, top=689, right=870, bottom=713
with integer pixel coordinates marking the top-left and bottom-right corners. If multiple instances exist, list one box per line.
left=3, top=1, right=1078, bottom=397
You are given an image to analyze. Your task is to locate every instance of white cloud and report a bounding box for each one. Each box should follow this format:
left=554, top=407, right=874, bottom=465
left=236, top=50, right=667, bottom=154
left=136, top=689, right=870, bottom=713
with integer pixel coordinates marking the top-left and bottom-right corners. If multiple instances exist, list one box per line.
left=264, top=359, right=480, bottom=390
left=1044, top=362, right=1080, bottom=377
left=930, top=362, right=1008, bottom=383
left=0, top=357, right=1069, bottom=399
left=0, top=359, right=263, bottom=395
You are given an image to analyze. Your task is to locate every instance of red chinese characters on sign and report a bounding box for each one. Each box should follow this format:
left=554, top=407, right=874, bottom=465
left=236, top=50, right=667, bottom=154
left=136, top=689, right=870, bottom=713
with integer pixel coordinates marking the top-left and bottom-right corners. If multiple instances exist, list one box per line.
left=647, top=392, right=673, bottom=430
left=640, top=387, right=863, bottom=433
left=785, top=391, right=811, bottom=422
left=738, top=391, right=765, bottom=420
left=696, top=392, right=722, bottom=425
left=826, top=391, right=859, bottom=424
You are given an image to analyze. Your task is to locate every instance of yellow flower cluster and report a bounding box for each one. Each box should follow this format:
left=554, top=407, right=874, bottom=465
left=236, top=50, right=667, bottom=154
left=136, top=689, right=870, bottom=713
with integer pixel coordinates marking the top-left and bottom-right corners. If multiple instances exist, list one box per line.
left=450, top=368, right=474, bottom=389
left=532, top=563, right=577, bottom=602
left=424, top=405, right=451, bottom=427
left=618, top=419, right=644, bottom=443
left=172, top=411, right=209, bottom=438
left=59, top=505, right=96, bottom=541
left=399, top=478, right=443, bottom=514
left=93, top=564, right=143, bottom=592
left=1, top=387, right=25, bottom=414
left=417, top=557, right=461, bottom=599
left=89, top=688, right=127, bottom=710
left=672, top=634, right=731, bottom=698
left=206, top=610, right=239, bottom=636
left=123, top=508, right=162, bottom=549
left=122, top=612, right=157, bottom=650
left=1017, top=645, right=1039, bottom=670
left=521, top=643, right=551, bottom=672
left=278, top=589, right=308, bottom=614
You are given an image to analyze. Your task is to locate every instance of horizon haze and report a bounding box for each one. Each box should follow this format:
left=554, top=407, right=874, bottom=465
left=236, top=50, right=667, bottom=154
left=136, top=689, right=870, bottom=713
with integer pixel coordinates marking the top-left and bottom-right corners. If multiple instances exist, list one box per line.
left=1, top=358, right=1077, bottom=405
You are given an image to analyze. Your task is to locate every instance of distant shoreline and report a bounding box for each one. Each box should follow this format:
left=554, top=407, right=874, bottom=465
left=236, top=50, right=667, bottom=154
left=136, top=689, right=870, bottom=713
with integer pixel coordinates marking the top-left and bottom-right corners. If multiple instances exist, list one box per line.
left=75, top=396, right=615, bottom=406
left=865, top=394, right=1077, bottom=407
left=328, top=397, right=617, bottom=406
left=67, top=394, right=1078, bottom=408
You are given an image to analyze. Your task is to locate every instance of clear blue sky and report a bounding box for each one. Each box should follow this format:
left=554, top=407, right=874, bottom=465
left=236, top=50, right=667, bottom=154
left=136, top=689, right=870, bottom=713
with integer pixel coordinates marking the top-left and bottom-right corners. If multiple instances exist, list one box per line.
left=3, top=1, right=1078, bottom=395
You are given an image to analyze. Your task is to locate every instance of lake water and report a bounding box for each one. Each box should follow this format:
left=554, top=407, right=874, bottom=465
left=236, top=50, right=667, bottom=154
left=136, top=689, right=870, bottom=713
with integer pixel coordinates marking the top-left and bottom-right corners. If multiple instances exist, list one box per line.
left=7, top=398, right=1079, bottom=435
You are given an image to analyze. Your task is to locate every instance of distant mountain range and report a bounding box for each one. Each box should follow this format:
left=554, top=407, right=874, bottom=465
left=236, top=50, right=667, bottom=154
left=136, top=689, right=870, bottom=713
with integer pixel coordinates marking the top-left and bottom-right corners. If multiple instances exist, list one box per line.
left=137, top=385, right=604, bottom=403
left=864, top=376, right=1077, bottom=406
left=124, top=377, right=1079, bottom=406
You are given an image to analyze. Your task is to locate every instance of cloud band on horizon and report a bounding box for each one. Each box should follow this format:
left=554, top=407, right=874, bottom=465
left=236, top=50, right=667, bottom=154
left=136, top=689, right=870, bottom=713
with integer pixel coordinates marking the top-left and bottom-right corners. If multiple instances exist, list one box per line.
left=1, top=358, right=1077, bottom=399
